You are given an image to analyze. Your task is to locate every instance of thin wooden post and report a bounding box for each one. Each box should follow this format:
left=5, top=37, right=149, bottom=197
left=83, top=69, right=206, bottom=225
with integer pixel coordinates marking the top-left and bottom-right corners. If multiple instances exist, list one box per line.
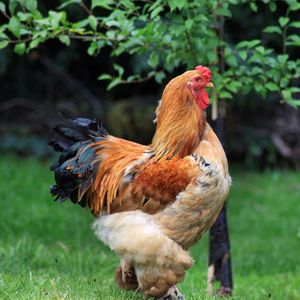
left=208, top=203, right=232, bottom=296
left=208, top=99, right=233, bottom=296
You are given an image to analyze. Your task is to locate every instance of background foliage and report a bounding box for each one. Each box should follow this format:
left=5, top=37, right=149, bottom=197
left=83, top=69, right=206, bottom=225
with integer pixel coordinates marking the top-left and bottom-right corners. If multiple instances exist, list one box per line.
left=0, top=0, right=299, bottom=167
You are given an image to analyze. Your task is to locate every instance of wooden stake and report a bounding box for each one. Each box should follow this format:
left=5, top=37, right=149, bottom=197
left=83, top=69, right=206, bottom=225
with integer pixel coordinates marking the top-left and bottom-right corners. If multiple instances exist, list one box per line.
left=211, top=92, right=218, bottom=121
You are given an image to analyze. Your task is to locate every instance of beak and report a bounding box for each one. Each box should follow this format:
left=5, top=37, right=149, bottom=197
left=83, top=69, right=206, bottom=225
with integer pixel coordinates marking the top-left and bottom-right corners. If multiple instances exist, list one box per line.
left=206, top=82, right=214, bottom=88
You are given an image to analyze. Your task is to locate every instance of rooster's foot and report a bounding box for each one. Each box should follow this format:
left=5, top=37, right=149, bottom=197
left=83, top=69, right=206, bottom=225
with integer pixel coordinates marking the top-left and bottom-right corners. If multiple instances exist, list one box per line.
left=115, top=263, right=138, bottom=291
left=119, top=258, right=137, bottom=282
left=156, top=286, right=185, bottom=300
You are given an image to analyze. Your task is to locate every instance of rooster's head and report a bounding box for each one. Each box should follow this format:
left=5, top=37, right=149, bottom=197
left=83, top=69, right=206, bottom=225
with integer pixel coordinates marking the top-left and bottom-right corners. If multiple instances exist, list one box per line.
left=152, top=65, right=212, bottom=158
left=186, top=65, right=213, bottom=110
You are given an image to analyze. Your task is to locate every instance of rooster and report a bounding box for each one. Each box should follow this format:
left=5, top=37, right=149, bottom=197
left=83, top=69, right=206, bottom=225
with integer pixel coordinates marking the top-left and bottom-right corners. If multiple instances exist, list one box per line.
left=50, top=65, right=231, bottom=299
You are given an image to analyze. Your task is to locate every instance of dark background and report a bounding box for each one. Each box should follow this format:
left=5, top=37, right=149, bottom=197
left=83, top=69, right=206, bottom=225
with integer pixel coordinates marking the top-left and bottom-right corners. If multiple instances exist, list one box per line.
left=0, top=1, right=299, bottom=169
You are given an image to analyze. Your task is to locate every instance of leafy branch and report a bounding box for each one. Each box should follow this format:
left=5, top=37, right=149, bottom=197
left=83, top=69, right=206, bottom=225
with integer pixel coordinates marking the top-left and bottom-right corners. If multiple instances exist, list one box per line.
left=0, top=0, right=300, bottom=106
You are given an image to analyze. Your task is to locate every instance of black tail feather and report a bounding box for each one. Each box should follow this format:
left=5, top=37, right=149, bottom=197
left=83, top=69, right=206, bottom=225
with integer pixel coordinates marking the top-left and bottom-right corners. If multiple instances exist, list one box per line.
left=49, top=118, right=108, bottom=207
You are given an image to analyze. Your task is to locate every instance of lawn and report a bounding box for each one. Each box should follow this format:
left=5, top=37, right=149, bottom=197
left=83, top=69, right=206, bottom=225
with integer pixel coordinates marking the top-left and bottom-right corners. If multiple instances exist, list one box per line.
left=0, top=157, right=299, bottom=300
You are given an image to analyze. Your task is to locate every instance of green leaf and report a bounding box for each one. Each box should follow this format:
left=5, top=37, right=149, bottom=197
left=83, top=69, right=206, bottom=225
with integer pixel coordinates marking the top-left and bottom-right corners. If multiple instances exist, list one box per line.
left=255, top=46, right=265, bottom=54
left=0, top=32, right=8, bottom=39
left=289, top=2, right=300, bottom=11
left=225, top=55, right=238, bottom=67
left=282, top=90, right=292, bottom=101
left=88, top=15, right=98, bottom=31
left=277, top=54, right=289, bottom=64
left=58, top=0, right=81, bottom=9
left=279, top=17, right=289, bottom=27
left=14, top=43, right=26, bottom=55
left=226, top=81, right=241, bottom=93
left=251, top=66, right=263, bottom=74
left=148, top=52, right=159, bottom=68
left=237, top=39, right=260, bottom=49
left=29, top=38, right=41, bottom=50
left=248, top=39, right=261, bottom=48
left=185, top=19, right=193, bottom=30
left=289, top=21, right=300, bottom=29
left=0, top=40, right=9, bottom=50
left=0, top=2, right=6, bottom=14
left=49, top=11, right=66, bottom=28
left=58, top=35, right=70, bottom=46
left=207, top=51, right=218, bottom=64
left=254, top=84, right=265, bottom=94
left=9, top=0, right=17, bottom=14
left=17, top=12, right=32, bottom=22
left=288, top=99, right=300, bottom=107
left=239, top=50, right=247, bottom=60
left=269, top=2, right=277, bottom=12
left=215, top=7, right=232, bottom=17
left=286, top=34, right=300, bottom=46
left=107, top=78, right=122, bottom=90
left=236, top=41, right=250, bottom=49
left=31, top=9, right=42, bottom=19
left=8, top=16, right=21, bottom=38
left=87, top=41, right=99, bottom=56
left=25, top=0, right=37, bottom=12
left=263, top=26, right=282, bottom=34
left=113, top=64, right=124, bottom=77
left=219, top=90, right=233, bottom=99
left=38, top=30, right=48, bottom=38
left=224, top=47, right=232, bottom=57
left=265, top=82, right=279, bottom=92
left=289, top=87, right=300, bottom=93
left=119, top=0, right=135, bottom=10
left=155, top=71, right=165, bottom=83
left=91, top=0, right=113, bottom=9
left=150, top=6, right=163, bottom=18
left=72, top=19, right=89, bottom=29
left=126, top=75, right=139, bottom=82
left=267, top=69, right=280, bottom=81
left=280, top=77, right=289, bottom=88
left=168, top=0, right=185, bottom=11
left=250, top=2, right=258, bottom=12
left=98, top=74, right=112, bottom=80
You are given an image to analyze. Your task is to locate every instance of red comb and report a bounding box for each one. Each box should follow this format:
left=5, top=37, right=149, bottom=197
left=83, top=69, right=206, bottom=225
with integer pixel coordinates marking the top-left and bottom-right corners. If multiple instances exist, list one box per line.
left=195, top=65, right=211, bottom=82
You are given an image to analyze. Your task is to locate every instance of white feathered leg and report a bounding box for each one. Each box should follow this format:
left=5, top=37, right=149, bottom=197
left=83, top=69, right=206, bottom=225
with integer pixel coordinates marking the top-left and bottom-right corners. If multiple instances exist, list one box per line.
left=93, top=211, right=193, bottom=299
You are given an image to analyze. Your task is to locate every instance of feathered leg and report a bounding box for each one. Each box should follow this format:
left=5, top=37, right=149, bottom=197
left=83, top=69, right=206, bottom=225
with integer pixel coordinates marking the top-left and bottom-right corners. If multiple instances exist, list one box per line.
left=208, top=203, right=232, bottom=296
left=116, top=261, right=185, bottom=300
left=115, top=263, right=185, bottom=300
left=115, top=259, right=139, bottom=291
left=93, top=211, right=192, bottom=299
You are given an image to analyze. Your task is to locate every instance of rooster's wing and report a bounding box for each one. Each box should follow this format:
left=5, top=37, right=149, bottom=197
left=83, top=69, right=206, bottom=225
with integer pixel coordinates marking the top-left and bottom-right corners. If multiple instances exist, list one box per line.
left=50, top=118, right=200, bottom=215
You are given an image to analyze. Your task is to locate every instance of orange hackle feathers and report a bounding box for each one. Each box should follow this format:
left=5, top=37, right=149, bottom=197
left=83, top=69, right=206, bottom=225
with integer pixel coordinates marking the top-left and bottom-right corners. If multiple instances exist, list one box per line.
left=151, top=70, right=207, bottom=160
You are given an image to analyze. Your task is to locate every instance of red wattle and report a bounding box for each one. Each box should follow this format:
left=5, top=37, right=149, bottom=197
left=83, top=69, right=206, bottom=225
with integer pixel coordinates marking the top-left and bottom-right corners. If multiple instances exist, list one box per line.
left=196, top=89, right=210, bottom=110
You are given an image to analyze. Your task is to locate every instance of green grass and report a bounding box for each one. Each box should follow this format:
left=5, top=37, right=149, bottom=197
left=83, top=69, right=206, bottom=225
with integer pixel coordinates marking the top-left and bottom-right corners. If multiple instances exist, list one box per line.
left=0, top=157, right=299, bottom=300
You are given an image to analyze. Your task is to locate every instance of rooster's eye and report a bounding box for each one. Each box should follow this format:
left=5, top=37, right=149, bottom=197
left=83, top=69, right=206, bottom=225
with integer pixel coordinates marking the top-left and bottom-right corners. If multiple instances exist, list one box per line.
left=195, top=77, right=201, bottom=83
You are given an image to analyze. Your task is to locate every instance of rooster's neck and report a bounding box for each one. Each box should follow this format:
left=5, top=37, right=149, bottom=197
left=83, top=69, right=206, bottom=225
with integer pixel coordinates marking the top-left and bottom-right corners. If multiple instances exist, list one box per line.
left=150, top=85, right=207, bottom=160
